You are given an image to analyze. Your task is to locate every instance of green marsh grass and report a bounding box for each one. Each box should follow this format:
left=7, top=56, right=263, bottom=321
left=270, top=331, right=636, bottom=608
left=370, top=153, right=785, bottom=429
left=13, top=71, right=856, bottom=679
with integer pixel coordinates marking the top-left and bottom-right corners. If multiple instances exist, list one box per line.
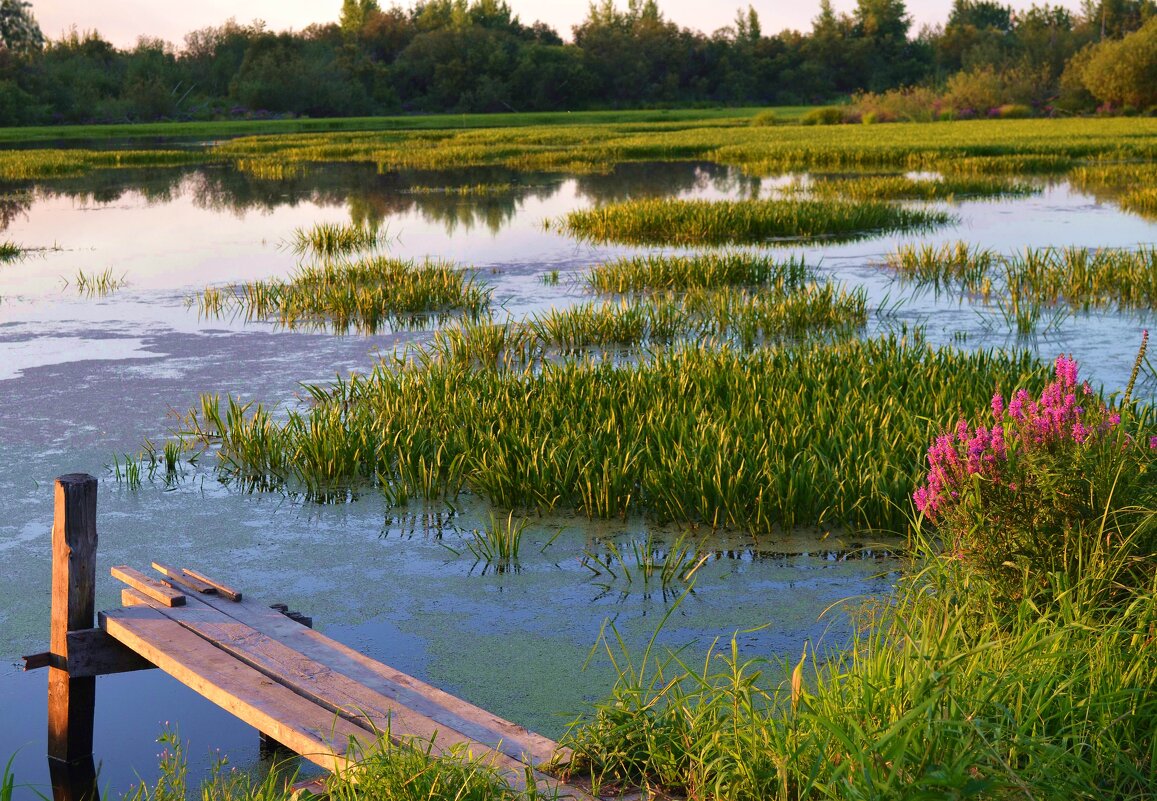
left=583, top=533, right=708, bottom=599
left=177, top=333, right=1045, bottom=532
left=407, top=182, right=517, bottom=196
left=68, top=267, right=127, bottom=296
left=290, top=221, right=387, bottom=259
left=1067, top=162, right=1157, bottom=219
left=801, top=173, right=1039, bottom=201
left=0, top=241, right=22, bottom=263
left=459, top=511, right=530, bottom=572
left=6, top=118, right=1157, bottom=181
left=526, top=285, right=868, bottom=353
left=587, top=252, right=808, bottom=294
left=562, top=525, right=1157, bottom=799
left=199, top=257, right=491, bottom=334
left=558, top=198, right=949, bottom=246
left=887, top=241, right=1157, bottom=315
left=0, top=147, right=211, bottom=181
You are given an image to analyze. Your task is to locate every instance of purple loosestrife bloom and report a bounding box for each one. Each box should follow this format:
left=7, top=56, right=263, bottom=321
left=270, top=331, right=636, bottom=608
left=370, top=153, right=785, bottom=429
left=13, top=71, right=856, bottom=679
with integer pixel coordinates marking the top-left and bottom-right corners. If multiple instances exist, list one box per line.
left=913, top=353, right=1127, bottom=522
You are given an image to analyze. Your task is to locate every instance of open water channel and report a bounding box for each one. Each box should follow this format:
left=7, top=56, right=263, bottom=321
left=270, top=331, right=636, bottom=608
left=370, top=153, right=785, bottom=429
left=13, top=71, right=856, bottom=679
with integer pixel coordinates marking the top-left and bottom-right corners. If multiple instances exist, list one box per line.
left=0, top=158, right=1153, bottom=797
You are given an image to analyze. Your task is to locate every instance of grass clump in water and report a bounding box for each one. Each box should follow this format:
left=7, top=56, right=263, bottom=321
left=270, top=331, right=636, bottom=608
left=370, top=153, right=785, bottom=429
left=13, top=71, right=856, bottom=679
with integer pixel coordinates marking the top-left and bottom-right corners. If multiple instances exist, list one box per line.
left=0, top=241, right=22, bottom=263
left=67, top=267, right=127, bottom=296
left=802, top=173, right=1039, bottom=201
left=888, top=241, right=1157, bottom=316
left=587, top=252, right=808, bottom=294
left=557, top=198, right=949, bottom=246
left=178, top=332, right=1044, bottom=533
left=199, top=257, right=491, bottom=334
left=527, top=285, right=868, bottom=353
left=290, top=221, right=387, bottom=259
left=458, top=511, right=529, bottom=572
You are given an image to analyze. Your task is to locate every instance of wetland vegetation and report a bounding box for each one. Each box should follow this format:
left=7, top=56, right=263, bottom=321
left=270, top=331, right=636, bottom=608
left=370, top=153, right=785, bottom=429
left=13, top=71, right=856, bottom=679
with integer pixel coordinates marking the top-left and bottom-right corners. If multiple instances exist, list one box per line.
left=198, top=256, right=490, bottom=333
left=4, top=103, right=1157, bottom=799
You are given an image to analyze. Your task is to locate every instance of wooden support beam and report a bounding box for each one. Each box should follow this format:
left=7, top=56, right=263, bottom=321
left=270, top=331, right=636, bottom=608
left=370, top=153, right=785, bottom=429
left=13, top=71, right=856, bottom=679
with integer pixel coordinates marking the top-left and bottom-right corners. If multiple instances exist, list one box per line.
left=48, top=473, right=98, bottom=767
left=24, top=630, right=155, bottom=678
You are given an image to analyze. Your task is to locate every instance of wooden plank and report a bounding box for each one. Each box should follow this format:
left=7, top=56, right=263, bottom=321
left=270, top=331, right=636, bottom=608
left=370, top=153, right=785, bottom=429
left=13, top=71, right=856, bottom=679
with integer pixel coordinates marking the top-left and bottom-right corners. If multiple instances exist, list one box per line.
left=111, top=566, right=186, bottom=607
left=100, top=602, right=369, bottom=775
left=180, top=567, right=242, bottom=601
left=161, top=572, right=567, bottom=770
left=152, top=562, right=216, bottom=594
left=126, top=589, right=595, bottom=798
left=48, top=473, right=98, bottom=765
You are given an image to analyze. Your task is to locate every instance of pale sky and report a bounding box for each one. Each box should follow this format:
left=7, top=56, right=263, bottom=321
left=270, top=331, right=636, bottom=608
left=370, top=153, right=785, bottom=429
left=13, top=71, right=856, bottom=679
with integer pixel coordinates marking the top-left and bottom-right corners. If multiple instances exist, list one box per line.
left=33, top=0, right=1081, bottom=49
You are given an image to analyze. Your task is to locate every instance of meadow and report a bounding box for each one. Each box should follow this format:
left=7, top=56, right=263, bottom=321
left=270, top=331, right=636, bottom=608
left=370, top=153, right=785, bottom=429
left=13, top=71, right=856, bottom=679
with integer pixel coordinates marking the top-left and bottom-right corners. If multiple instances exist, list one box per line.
left=3, top=112, right=1156, bottom=800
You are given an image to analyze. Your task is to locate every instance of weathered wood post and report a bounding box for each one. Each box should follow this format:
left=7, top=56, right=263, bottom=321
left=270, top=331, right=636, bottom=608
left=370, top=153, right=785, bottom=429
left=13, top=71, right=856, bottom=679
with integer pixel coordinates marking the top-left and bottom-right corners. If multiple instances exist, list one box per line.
left=47, top=473, right=100, bottom=801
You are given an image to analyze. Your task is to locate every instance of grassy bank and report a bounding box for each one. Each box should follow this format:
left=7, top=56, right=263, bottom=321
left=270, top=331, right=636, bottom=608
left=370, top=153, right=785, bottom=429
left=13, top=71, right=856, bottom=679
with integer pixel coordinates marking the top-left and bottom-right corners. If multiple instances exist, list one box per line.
left=4, top=118, right=1157, bottom=187
left=0, top=107, right=802, bottom=145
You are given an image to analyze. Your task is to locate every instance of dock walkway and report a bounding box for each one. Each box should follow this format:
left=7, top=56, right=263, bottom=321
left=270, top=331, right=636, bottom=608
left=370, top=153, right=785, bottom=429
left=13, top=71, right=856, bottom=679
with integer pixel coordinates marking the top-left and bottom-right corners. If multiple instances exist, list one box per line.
left=25, top=474, right=603, bottom=800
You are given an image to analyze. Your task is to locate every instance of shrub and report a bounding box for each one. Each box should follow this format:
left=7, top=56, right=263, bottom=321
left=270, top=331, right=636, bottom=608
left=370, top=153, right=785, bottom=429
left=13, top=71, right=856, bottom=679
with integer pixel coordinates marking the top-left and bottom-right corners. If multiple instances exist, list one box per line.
left=851, top=86, right=941, bottom=122
left=994, top=103, right=1032, bottom=119
left=750, top=109, right=778, bottom=127
left=799, top=106, right=845, bottom=126
left=1076, top=17, right=1157, bottom=110
left=913, top=348, right=1156, bottom=607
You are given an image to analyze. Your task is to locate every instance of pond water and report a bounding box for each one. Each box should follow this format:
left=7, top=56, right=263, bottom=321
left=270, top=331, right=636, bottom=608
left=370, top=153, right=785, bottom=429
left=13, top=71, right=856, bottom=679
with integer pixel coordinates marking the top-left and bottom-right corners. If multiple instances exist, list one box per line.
left=0, top=159, right=1154, bottom=797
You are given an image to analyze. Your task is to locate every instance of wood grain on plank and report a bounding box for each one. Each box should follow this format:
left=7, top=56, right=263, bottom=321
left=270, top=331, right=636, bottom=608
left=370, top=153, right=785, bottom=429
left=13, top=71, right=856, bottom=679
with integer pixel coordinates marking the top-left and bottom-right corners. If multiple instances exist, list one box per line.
left=180, top=567, right=242, bottom=601
left=110, top=566, right=186, bottom=607
left=151, top=562, right=216, bottom=594
left=161, top=571, right=567, bottom=769
left=100, top=598, right=368, bottom=774
left=126, top=589, right=595, bottom=799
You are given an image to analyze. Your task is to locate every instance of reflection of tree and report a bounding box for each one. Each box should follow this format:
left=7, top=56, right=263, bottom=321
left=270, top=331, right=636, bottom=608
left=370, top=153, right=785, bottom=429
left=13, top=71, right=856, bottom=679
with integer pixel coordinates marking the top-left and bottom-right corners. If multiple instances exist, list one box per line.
left=0, top=188, right=32, bottom=232
left=9, top=160, right=754, bottom=238
left=574, top=162, right=761, bottom=204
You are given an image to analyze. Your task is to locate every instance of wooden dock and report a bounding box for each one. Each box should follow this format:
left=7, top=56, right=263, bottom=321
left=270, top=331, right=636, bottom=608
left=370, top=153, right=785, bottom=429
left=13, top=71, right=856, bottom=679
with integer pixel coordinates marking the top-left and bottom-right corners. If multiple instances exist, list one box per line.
left=24, top=474, right=602, bottom=800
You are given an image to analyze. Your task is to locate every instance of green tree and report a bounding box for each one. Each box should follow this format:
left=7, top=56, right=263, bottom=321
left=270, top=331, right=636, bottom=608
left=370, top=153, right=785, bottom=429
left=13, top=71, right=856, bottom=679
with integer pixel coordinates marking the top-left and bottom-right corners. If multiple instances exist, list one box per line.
left=340, top=0, right=380, bottom=37
left=1075, top=15, right=1157, bottom=106
left=0, top=0, right=43, bottom=54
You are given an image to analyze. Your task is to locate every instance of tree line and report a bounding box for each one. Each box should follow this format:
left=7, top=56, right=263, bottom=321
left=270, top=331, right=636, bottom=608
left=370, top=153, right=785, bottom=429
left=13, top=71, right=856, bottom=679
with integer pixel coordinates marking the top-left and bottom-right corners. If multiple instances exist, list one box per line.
left=0, top=0, right=1153, bottom=126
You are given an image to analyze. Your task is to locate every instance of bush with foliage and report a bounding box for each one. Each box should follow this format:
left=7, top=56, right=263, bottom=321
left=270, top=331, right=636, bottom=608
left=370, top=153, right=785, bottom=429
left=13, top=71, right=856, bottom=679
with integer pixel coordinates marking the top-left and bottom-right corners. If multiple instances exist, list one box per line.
left=913, top=344, right=1156, bottom=606
left=1072, top=16, right=1157, bottom=110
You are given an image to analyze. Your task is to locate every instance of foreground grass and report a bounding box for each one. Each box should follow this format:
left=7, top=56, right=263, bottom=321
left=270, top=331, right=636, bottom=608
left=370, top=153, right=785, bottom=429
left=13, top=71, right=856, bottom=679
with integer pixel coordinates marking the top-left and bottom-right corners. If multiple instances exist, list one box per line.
left=561, top=527, right=1157, bottom=800
left=177, top=333, right=1043, bottom=532
left=118, top=731, right=545, bottom=801
left=557, top=198, right=949, bottom=245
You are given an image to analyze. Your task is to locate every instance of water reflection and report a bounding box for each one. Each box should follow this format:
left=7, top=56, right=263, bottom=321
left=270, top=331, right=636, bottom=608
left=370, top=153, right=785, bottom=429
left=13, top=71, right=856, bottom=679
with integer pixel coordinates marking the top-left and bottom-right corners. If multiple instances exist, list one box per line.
left=0, top=160, right=762, bottom=239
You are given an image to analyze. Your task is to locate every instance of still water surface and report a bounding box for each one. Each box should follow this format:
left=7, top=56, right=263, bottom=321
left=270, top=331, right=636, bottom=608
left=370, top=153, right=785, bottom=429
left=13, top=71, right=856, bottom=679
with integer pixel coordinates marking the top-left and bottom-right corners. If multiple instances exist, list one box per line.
left=0, top=160, right=1153, bottom=796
